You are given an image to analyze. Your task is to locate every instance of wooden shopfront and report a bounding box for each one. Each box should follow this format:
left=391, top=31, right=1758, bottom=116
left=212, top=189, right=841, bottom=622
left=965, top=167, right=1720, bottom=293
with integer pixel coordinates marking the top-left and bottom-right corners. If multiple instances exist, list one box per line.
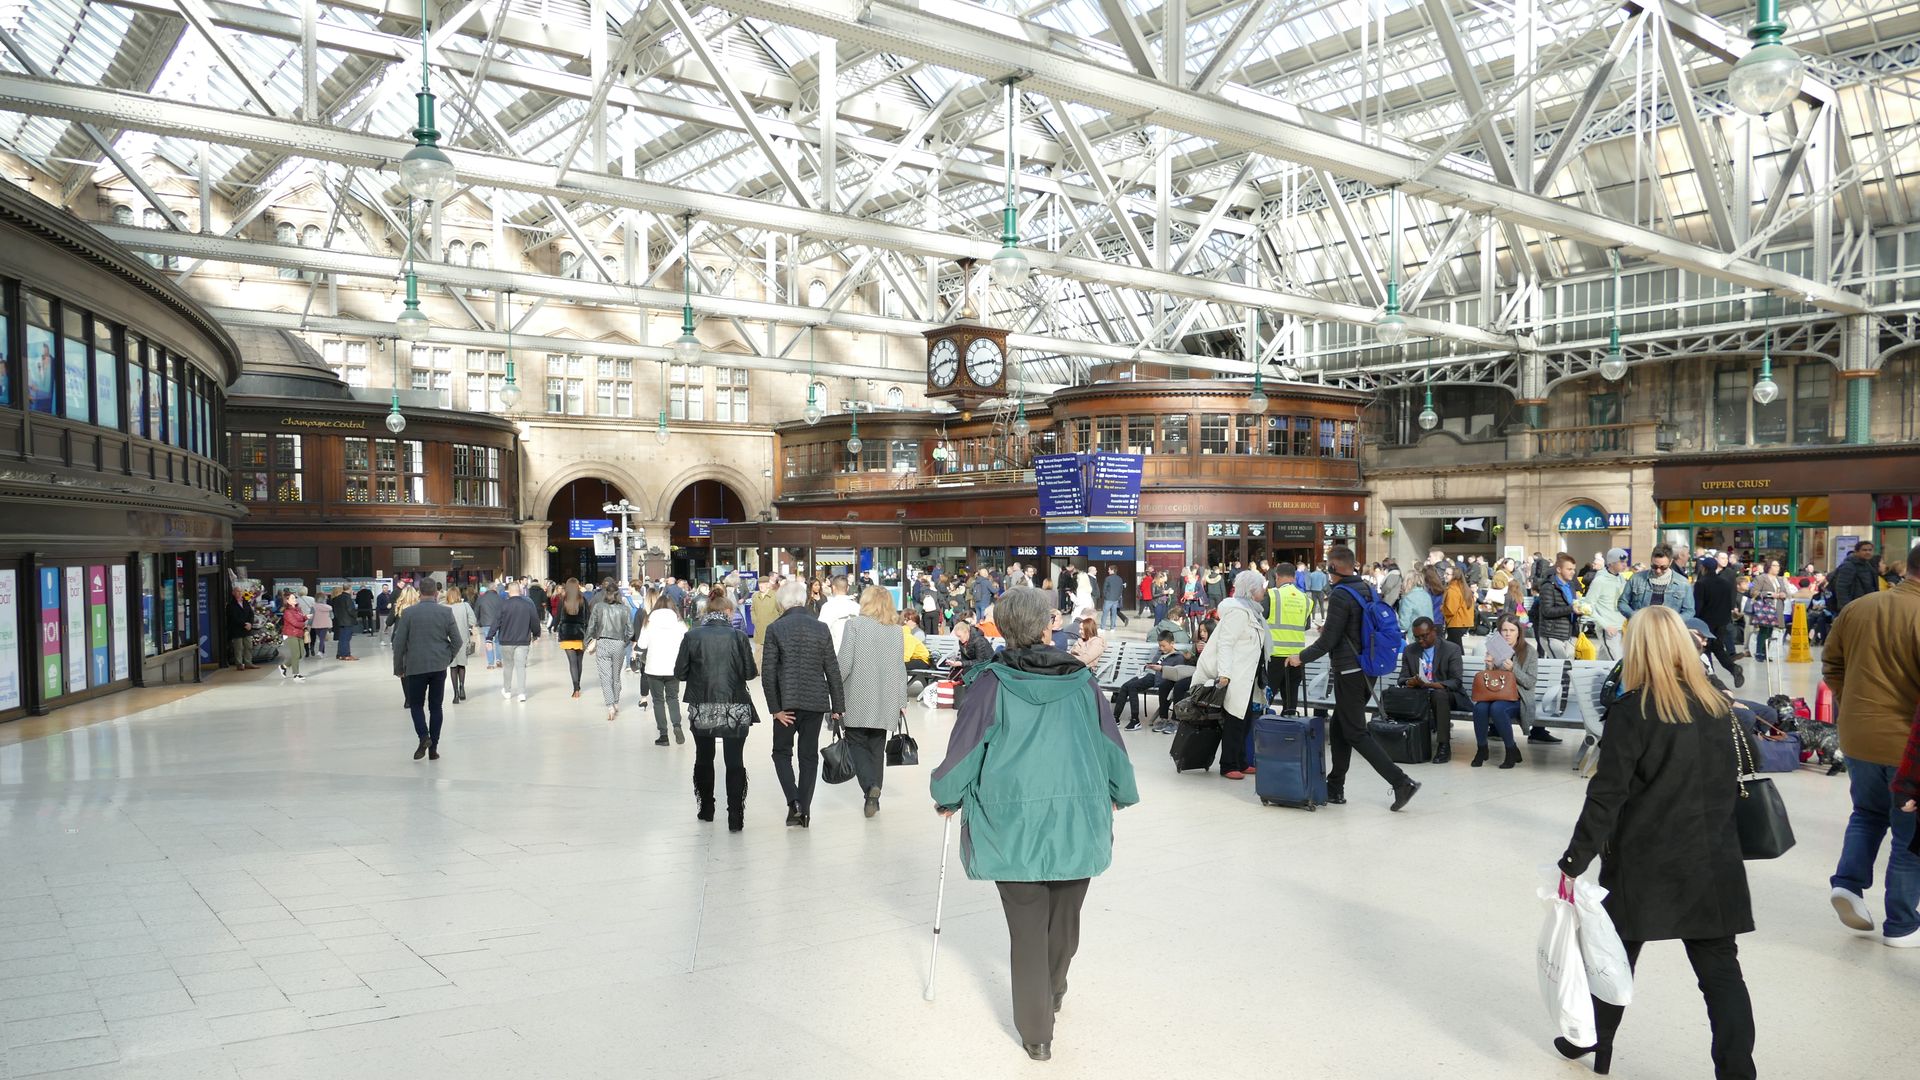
left=1653, top=444, right=1920, bottom=571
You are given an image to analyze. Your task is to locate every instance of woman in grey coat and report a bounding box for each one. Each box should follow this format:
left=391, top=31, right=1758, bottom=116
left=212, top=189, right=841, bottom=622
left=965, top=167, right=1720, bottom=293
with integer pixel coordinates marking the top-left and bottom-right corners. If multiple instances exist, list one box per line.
left=445, top=585, right=477, bottom=703
left=586, top=577, right=639, bottom=721
left=837, top=586, right=909, bottom=818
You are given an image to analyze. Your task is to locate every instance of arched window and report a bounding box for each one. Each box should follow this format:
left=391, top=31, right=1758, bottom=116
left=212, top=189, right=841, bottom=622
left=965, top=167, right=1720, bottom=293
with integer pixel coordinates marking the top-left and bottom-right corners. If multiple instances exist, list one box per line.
left=885, top=386, right=904, bottom=408
left=603, top=254, right=617, bottom=280
left=806, top=280, right=827, bottom=307
left=276, top=221, right=295, bottom=244
left=112, top=205, right=133, bottom=226
left=559, top=251, right=577, bottom=278
left=468, top=242, right=489, bottom=268
left=300, top=224, right=320, bottom=247
left=810, top=381, right=829, bottom=410
left=446, top=240, right=466, bottom=266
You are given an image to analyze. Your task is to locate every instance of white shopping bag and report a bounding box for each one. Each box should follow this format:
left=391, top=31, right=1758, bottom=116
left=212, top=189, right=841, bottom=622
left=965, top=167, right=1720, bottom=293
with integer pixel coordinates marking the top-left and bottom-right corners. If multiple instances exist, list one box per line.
left=1568, top=876, right=1634, bottom=1007
left=1537, top=872, right=1597, bottom=1046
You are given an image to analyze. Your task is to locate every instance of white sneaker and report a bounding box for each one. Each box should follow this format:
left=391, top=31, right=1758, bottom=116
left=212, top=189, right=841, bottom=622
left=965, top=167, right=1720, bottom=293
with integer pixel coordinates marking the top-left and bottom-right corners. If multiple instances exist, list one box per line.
left=1883, top=929, right=1920, bottom=948
left=518, top=694, right=528, bottom=702
left=1831, top=887, right=1875, bottom=932
left=502, top=688, right=511, bottom=698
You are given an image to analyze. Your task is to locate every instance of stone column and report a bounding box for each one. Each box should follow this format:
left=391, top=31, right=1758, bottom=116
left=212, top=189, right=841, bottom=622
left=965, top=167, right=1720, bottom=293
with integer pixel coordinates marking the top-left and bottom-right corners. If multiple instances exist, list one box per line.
left=518, top=520, right=552, bottom=580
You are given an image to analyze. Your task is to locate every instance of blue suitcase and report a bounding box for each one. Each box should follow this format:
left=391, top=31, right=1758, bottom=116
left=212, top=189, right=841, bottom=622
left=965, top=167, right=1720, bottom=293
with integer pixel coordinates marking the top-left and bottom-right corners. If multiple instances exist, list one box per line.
left=1254, top=712, right=1327, bottom=810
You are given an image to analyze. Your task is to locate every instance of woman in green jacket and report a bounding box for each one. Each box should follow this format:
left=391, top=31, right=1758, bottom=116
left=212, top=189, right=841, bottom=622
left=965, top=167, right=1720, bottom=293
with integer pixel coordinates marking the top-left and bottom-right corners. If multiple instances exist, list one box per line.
left=930, top=586, right=1139, bottom=1064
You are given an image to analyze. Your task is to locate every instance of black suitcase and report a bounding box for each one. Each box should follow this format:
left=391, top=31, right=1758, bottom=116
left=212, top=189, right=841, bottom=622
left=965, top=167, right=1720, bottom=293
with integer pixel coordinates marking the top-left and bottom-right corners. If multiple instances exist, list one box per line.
left=1171, top=721, right=1222, bottom=772
left=1368, top=716, right=1434, bottom=765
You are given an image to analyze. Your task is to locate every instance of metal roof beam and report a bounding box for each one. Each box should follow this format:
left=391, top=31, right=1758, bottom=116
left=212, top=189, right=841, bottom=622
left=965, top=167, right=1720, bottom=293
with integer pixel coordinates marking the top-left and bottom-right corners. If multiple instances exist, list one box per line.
left=712, top=0, right=1870, bottom=315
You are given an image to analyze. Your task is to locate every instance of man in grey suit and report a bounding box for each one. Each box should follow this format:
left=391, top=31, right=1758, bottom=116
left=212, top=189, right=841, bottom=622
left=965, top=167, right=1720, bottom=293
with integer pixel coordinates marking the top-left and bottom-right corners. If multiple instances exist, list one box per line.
left=1398, top=617, right=1469, bottom=764
left=392, top=578, right=461, bottom=761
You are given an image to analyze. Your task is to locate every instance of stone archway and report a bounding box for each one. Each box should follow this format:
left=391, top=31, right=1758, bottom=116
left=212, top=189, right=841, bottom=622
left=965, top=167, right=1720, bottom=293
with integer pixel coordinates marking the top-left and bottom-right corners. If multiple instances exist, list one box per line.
left=529, top=460, right=653, bottom=529
left=540, top=475, right=645, bottom=584
left=650, top=462, right=764, bottom=522
left=659, top=473, right=752, bottom=584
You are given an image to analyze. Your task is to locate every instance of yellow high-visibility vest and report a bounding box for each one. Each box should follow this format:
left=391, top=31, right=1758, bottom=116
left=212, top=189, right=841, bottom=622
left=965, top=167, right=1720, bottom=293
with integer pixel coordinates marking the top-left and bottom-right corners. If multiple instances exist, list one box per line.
left=1268, top=585, right=1310, bottom=657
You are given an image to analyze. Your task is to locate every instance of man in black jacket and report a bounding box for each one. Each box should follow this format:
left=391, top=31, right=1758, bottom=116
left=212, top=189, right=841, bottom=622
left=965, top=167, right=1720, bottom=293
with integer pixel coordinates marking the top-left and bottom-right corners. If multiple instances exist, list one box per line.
left=1692, top=556, right=1745, bottom=688
left=392, top=578, right=460, bottom=761
left=762, top=579, right=846, bottom=827
left=355, top=585, right=375, bottom=634
left=1398, top=618, right=1467, bottom=763
left=328, top=587, right=359, bottom=661
left=226, top=587, right=257, bottom=670
left=1288, top=546, right=1419, bottom=811
left=1829, top=541, right=1879, bottom=615
left=1533, top=553, right=1581, bottom=659
left=487, top=582, right=543, bottom=701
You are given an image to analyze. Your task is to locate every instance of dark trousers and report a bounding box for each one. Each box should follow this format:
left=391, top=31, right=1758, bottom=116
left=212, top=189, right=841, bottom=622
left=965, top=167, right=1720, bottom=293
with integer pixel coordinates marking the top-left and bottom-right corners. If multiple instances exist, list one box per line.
left=564, top=647, right=583, bottom=691
left=995, top=878, right=1090, bottom=1046
left=1708, top=623, right=1742, bottom=677
left=403, top=671, right=447, bottom=747
left=1111, top=673, right=1162, bottom=723
left=1416, top=686, right=1456, bottom=748
left=308, top=628, right=327, bottom=656
left=1220, top=702, right=1253, bottom=774
left=335, top=623, right=355, bottom=658
left=845, top=726, right=887, bottom=793
left=1472, top=700, right=1520, bottom=749
left=693, top=734, right=747, bottom=809
left=648, top=676, right=682, bottom=735
left=1161, top=678, right=1191, bottom=718
left=1267, top=656, right=1303, bottom=715
left=772, top=710, right=824, bottom=811
left=1594, top=937, right=1755, bottom=1080
left=1329, top=670, right=1410, bottom=793
left=1445, top=627, right=1468, bottom=648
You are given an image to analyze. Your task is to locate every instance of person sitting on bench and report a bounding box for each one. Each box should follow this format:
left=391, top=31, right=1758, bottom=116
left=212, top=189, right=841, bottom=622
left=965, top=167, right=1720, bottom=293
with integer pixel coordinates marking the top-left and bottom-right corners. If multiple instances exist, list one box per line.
left=1110, top=631, right=1192, bottom=731
left=1398, top=617, right=1469, bottom=763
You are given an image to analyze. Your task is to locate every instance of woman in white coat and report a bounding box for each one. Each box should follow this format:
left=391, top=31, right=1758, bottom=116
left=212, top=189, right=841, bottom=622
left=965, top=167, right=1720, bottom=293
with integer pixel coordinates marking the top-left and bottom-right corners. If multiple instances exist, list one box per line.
left=639, top=595, right=687, bottom=745
left=1192, top=570, right=1270, bottom=781
left=1072, top=568, right=1096, bottom=622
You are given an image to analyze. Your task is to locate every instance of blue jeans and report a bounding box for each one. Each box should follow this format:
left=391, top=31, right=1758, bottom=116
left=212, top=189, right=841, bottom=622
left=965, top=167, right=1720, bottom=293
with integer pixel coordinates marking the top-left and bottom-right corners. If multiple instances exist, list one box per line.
left=1831, top=760, right=1920, bottom=939
left=1471, top=700, right=1520, bottom=748
left=1101, top=600, right=1119, bottom=630
left=333, top=623, right=354, bottom=658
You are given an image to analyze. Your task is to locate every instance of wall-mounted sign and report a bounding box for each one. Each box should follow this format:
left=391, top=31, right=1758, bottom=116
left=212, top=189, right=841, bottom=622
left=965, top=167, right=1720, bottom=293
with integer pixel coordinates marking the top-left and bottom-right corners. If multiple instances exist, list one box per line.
left=280, top=417, right=369, bottom=430
left=1322, top=523, right=1358, bottom=539
left=1144, top=539, right=1187, bottom=553
left=1558, top=504, right=1610, bottom=532
left=1087, top=454, right=1144, bottom=516
left=1087, top=545, right=1135, bottom=561
left=1272, top=523, right=1316, bottom=543
left=908, top=528, right=956, bottom=544
left=688, top=518, right=727, bottom=538
left=1206, top=522, right=1241, bottom=538
left=1047, top=545, right=1082, bottom=557
left=1700, top=479, right=1773, bottom=491
left=1011, top=546, right=1041, bottom=557
left=568, top=518, right=613, bottom=540
left=1035, top=453, right=1087, bottom=517
left=1606, top=512, right=1631, bottom=529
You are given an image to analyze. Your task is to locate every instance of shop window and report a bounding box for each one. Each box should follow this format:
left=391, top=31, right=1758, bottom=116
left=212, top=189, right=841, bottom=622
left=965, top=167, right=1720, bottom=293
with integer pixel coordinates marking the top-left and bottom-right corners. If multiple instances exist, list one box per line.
left=343, top=437, right=371, bottom=502
left=1068, top=417, right=1091, bottom=453
left=1265, top=416, right=1289, bottom=455
left=595, top=358, right=634, bottom=418
left=670, top=364, right=703, bottom=421
left=452, top=444, right=500, bottom=506
left=1290, top=416, right=1312, bottom=456
left=713, top=367, right=749, bottom=423
left=1126, top=415, right=1154, bottom=455
left=1794, top=363, right=1831, bottom=444
left=1198, top=413, right=1229, bottom=455
left=1338, top=420, right=1356, bottom=459
left=273, top=435, right=304, bottom=501
left=1161, top=413, right=1189, bottom=455
left=1096, top=416, right=1122, bottom=453
left=235, top=432, right=271, bottom=501
left=890, top=439, right=919, bottom=473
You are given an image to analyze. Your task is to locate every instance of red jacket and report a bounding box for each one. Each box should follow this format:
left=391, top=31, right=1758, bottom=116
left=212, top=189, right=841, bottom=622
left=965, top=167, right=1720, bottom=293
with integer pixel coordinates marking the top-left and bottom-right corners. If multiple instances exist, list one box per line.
left=1893, top=701, right=1920, bottom=805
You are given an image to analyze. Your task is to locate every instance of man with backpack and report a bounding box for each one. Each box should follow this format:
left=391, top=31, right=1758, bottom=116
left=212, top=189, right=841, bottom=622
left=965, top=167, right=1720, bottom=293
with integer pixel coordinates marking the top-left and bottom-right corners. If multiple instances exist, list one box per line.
left=1287, top=547, right=1420, bottom=812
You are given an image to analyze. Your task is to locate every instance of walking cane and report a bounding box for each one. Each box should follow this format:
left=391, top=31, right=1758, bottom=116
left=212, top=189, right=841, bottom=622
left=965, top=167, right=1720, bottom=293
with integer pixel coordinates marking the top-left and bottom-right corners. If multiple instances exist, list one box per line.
left=925, top=815, right=953, bottom=1002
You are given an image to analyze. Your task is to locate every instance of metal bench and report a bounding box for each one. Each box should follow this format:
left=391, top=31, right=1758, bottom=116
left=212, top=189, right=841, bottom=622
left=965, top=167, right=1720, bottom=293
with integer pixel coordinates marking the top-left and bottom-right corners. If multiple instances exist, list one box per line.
left=1095, top=641, right=1158, bottom=692
left=1299, top=653, right=1598, bottom=735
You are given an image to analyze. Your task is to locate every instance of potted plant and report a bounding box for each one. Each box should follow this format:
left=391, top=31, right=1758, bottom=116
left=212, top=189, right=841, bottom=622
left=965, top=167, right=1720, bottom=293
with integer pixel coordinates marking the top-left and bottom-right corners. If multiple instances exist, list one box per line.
left=1380, top=527, right=1396, bottom=539
left=1491, top=524, right=1505, bottom=535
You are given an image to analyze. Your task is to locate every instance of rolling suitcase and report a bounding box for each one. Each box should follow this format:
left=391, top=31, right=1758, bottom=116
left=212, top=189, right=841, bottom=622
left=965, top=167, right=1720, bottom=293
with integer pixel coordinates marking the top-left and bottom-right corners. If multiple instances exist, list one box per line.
left=1254, top=712, right=1327, bottom=810
left=1171, top=721, right=1222, bottom=772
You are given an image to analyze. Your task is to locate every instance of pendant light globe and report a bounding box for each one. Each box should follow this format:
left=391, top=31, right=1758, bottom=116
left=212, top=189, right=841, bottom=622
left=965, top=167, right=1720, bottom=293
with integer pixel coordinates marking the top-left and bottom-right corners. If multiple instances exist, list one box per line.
left=1375, top=310, right=1409, bottom=347
left=1729, top=42, right=1804, bottom=117
left=991, top=243, right=1031, bottom=290
left=1600, top=351, right=1628, bottom=381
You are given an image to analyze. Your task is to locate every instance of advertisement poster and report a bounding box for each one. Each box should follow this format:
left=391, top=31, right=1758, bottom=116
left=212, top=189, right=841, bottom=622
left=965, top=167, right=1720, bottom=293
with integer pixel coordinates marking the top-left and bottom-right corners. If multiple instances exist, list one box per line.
left=127, top=363, right=143, bottom=436
left=94, top=349, right=118, bottom=429
left=0, top=570, right=19, bottom=710
left=27, top=325, right=56, bottom=413
left=65, top=568, right=87, bottom=691
left=161, top=578, right=176, bottom=652
left=88, top=566, right=109, bottom=687
left=147, top=366, right=164, bottom=438
left=0, top=313, right=9, bottom=406
left=110, top=565, right=129, bottom=681
left=197, top=576, right=211, bottom=664
left=39, top=567, right=61, bottom=697
left=63, top=337, right=91, bottom=423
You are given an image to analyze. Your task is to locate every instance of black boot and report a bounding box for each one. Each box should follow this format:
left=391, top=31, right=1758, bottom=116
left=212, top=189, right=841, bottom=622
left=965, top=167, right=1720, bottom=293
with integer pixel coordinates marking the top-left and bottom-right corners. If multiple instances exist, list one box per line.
left=413, top=738, right=428, bottom=761
left=1433, top=741, right=1451, bottom=764
left=1470, top=745, right=1488, bottom=767
left=727, top=768, right=748, bottom=832
left=695, top=780, right=715, bottom=822
left=786, top=801, right=801, bottom=827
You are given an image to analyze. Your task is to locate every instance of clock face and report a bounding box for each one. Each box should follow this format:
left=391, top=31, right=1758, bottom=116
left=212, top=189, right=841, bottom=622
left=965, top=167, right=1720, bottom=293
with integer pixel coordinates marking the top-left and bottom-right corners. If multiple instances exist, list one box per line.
left=965, top=337, right=1004, bottom=387
left=928, top=337, right=959, bottom=388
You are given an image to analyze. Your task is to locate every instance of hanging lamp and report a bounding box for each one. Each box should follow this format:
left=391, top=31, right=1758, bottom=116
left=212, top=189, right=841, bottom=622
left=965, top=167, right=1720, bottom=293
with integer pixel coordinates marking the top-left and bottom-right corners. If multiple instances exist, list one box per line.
left=498, top=287, right=522, bottom=409
left=1012, top=357, right=1031, bottom=438
left=393, top=202, right=429, bottom=342
left=1375, top=187, right=1408, bottom=347
left=1247, top=307, right=1269, bottom=413
left=398, top=0, right=457, bottom=202
left=1417, top=351, right=1438, bottom=431
left=671, top=216, right=701, bottom=364
left=1752, top=331, right=1780, bottom=405
left=990, top=79, right=1032, bottom=290
left=847, top=408, right=863, bottom=457
left=654, top=362, right=670, bottom=445
left=1601, top=252, right=1627, bottom=381
left=1728, top=0, right=1804, bottom=117
left=803, top=326, right=823, bottom=425
left=385, top=340, right=407, bottom=433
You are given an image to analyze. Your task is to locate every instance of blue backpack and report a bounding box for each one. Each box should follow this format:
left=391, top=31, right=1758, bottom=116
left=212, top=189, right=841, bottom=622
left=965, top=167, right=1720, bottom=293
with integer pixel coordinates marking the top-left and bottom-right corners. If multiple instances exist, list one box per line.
left=1338, top=582, right=1404, bottom=677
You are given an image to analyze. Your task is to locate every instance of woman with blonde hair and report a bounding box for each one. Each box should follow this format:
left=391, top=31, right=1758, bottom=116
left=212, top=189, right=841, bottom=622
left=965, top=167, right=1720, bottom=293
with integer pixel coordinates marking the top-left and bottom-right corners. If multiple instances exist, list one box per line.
left=1554, top=604, right=1756, bottom=1078
left=836, top=585, right=909, bottom=818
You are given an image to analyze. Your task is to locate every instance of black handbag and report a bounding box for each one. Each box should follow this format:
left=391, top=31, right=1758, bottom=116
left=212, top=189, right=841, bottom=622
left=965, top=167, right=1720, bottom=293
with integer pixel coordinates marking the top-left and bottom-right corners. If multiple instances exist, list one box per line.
left=1171, top=683, right=1226, bottom=727
left=628, top=647, right=645, bottom=674
left=821, top=723, right=858, bottom=785
left=1731, top=717, right=1795, bottom=859
left=886, top=719, right=919, bottom=767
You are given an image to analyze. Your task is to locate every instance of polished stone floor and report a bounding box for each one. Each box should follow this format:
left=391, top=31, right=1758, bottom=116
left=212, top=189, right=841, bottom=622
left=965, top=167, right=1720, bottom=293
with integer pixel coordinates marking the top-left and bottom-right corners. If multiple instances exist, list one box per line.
left=0, top=634, right=1905, bottom=1080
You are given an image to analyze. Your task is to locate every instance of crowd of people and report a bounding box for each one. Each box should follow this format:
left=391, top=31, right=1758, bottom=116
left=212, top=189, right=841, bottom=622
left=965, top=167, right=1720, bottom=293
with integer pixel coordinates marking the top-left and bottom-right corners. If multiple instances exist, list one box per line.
left=212, top=535, right=1920, bottom=1070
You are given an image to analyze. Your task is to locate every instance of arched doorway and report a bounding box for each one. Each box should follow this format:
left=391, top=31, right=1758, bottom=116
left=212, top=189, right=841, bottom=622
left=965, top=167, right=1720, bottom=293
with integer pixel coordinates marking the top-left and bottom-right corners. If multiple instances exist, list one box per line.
left=545, top=476, right=632, bottom=583
left=668, top=479, right=747, bottom=585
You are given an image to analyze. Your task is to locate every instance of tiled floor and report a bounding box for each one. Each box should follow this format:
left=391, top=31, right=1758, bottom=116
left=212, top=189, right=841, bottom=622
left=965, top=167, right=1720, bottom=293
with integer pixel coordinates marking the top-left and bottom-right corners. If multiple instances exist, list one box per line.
left=0, top=631, right=1905, bottom=1079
